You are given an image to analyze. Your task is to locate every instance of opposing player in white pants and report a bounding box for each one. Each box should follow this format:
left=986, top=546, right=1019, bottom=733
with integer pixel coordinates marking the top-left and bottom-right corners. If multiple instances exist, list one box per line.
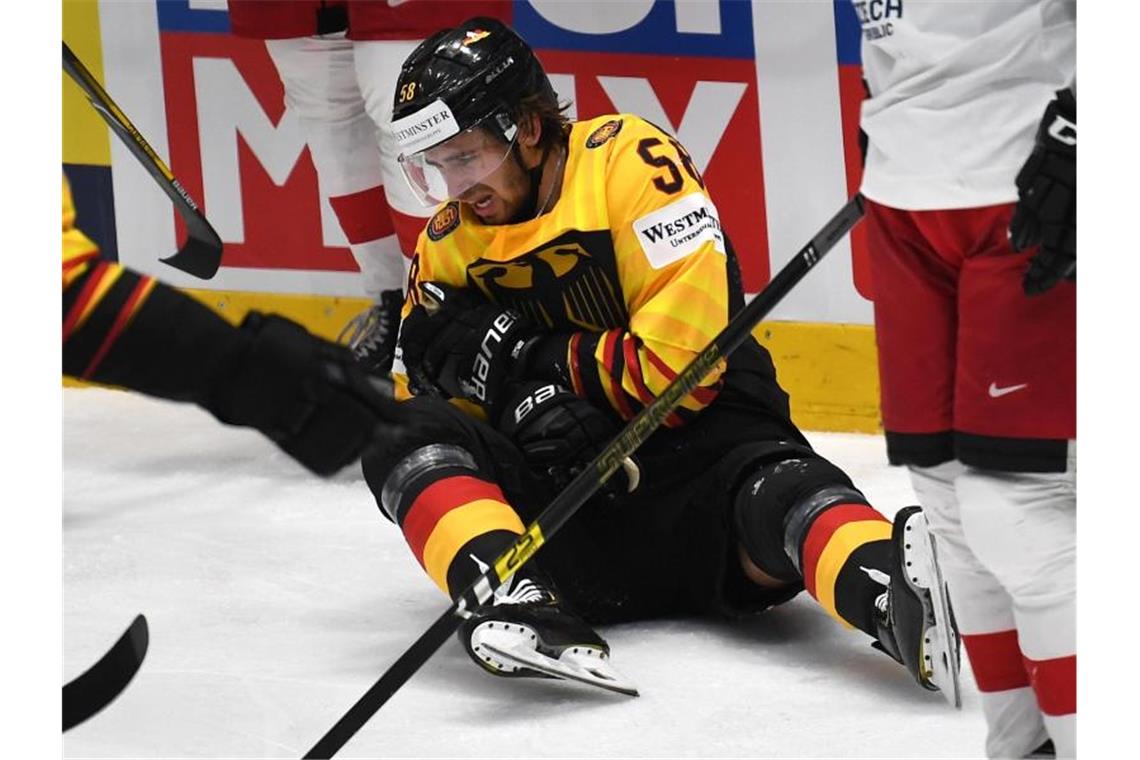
left=228, top=0, right=510, bottom=374
left=852, top=1, right=1076, bottom=756
left=267, top=35, right=419, bottom=293
left=913, top=462, right=1075, bottom=758
left=265, top=35, right=424, bottom=373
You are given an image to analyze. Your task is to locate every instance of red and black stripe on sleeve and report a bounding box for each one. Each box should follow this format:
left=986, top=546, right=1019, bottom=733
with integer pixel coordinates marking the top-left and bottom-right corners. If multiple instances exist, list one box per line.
left=567, top=329, right=719, bottom=427
left=63, top=262, right=248, bottom=403
left=63, top=262, right=157, bottom=381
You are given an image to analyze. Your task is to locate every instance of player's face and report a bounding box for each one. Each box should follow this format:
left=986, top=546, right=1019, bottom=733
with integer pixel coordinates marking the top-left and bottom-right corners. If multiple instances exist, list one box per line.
left=425, top=129, right=531, bottom=225
left=399, top=124, right=517, bottom=209
left=454, top=151, right=534, bottom=226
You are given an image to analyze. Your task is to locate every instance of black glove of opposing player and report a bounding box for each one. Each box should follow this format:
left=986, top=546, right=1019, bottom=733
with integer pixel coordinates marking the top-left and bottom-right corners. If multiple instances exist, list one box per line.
left=399, top=281, right=537, bottom=408
left=495, top=381, right=639, bottom=502
left=204, top=312, right=408, bottom=476
left=1009, top=89, right=1076, bottom=295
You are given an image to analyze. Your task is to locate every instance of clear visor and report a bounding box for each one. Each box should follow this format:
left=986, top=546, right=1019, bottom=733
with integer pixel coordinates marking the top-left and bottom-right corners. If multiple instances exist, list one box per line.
left=398, top=125, right=517, bottom=206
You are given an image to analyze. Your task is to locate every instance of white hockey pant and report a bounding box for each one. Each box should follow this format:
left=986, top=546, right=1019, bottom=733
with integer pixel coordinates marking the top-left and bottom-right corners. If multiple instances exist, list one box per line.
left=265, top=36, right=430, bottom=298
left=912, top=459, right=1076, bottom=758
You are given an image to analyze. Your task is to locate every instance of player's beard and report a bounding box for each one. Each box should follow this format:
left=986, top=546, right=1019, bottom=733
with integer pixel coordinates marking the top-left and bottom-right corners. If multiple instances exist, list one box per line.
left=462, top=171, right=534, bottom=225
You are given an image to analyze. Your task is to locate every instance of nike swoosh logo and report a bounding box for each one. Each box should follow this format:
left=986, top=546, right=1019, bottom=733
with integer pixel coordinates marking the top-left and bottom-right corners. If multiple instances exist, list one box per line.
left=988, top=382, right=1029, bottom=398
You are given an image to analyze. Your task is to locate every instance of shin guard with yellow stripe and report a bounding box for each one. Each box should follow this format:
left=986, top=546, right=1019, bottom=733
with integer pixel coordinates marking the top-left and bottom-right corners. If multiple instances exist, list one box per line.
left=375, top=442, right=526, bottom=599
left=734, top=453, right=892, bottom=638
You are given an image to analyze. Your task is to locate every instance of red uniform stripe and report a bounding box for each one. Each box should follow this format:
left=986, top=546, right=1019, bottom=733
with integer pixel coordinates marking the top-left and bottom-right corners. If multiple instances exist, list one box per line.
left=328, top=186, right=394, bottom=244
left=800, top=504, right=886, bottom=597
left=962, top=630, right=1032, bottom=693
left=643, top=346, right=712, bottom=426
left=643, top=347, right=719, bottom=406
left=568, top=333, right=584, bottom=397
left=641, top=348, right=687, bottom=427
left=1023, top=653, right=1076, bottom=716
left=622, top=335, right=655, bottom=406
left=602, top=330, right=635, bottom=420
left=82, top=276, right=155, bottom=379
left=62, top=261, right=107, bottom=342
left=401, top=476, right=506, bottom=565
left=962, top=628, right=1035, bottom=697
left=62, top=250, right=99, bottom=276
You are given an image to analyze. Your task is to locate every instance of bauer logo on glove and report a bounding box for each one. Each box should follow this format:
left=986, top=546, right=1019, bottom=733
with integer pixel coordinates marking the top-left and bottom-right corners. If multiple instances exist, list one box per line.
left=398, top=281, right=537, bottom=408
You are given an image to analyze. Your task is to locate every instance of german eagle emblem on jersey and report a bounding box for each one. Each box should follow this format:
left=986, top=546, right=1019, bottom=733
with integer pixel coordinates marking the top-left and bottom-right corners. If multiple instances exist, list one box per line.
left=585, top=119, right=623, bottom=149
left=427, top=202, right=460, bottom=241
left=466, top=234, right=627, bottom=332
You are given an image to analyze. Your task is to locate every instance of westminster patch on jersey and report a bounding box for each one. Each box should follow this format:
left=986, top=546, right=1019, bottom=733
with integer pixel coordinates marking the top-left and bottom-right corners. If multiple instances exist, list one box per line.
left=427, top=203, right=461, bottom=241
left=585, top=119, right=623, bottom=149
left=633, top=192, right=725, bottom=269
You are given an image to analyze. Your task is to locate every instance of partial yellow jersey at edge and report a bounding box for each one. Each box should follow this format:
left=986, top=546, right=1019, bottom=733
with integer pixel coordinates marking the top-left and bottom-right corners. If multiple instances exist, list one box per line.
left=62, top=175, right=101, bottom=289
left=62, top=174, right=158, bottom=380
left=396, top=114, right=739, bottom=427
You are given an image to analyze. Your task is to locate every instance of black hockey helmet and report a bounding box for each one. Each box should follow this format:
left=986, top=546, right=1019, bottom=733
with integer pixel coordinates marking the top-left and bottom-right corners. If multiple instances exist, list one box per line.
left=392, top=17, right=555, bottom=147
left=391, top=17, right=557, bottom=204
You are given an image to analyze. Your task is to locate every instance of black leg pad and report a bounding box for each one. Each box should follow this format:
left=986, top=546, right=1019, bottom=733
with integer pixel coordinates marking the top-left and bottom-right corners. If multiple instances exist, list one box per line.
left=732, top=445, right=866, bottom=583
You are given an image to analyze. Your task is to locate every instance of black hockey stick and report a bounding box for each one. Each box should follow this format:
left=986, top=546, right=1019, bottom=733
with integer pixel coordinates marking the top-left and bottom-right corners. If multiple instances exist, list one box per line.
left=63, top=42, right=223, bottom=280
left=63, top=614, right=149, bottom=731
left=304, top=195, right=866, bottom=759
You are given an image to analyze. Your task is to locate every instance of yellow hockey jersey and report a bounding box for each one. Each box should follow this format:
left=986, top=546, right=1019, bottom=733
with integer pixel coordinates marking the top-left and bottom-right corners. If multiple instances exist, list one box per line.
left=396, top=113, right=780, bottom=427
left=62, top=174, right=101, bottom=289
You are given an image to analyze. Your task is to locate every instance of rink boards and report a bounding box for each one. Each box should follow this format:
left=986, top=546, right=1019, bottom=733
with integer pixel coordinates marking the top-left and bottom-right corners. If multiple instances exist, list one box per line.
left=62, top=0, right=881, bottom=432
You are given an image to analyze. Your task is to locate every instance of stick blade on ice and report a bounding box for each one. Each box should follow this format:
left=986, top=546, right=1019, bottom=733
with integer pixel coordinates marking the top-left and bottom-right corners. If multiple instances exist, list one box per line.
left=63, top=614, right=149, bottom=731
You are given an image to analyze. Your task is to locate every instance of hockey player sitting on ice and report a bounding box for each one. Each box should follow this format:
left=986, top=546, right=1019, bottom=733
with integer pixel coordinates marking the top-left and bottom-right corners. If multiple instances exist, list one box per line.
left=362, top=17, right=961, bottom=697
left=62, top=174, right=408, bottom=477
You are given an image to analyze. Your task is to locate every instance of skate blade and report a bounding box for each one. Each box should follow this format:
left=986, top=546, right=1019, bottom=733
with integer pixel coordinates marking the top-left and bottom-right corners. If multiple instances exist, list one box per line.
left=480, top=642, right=639, bottom=697
left=904, top=513, right=963, bottom=708
left=925, top=531, right=963, bottom=708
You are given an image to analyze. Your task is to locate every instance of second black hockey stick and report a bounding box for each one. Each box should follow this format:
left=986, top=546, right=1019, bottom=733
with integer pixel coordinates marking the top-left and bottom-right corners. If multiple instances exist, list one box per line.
left=304, top=195, right=866, bottom=759
left=63, top=613, right=149, bottom=731
left=63, top=42, right=224, bottom=280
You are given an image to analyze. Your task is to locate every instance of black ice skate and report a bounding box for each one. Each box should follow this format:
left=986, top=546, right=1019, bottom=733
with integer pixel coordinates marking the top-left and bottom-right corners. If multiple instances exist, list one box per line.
left=338, top=288, right=403, bottom=375
left=872, top=506, right=962, bottom=707
left=459, top=568, right=637, bottom=697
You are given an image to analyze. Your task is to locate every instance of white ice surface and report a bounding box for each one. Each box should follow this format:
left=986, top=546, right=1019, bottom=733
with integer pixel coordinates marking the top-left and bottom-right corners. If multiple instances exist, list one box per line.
left=64, top=388, right=986, bottom=758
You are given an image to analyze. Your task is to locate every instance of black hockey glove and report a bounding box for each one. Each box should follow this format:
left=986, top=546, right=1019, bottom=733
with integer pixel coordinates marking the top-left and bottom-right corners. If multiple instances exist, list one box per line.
left=1009, top=89, right=1076, bottom=295
left=204, top=312, right=408, bottom=476
left=399, top=281, right=537, bottom=408
left=495, top=381, right=639, bottom=502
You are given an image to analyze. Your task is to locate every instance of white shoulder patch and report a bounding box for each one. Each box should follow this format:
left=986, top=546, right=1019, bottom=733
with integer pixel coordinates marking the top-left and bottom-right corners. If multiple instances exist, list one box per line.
left=632, top=192, right=725, bottom=269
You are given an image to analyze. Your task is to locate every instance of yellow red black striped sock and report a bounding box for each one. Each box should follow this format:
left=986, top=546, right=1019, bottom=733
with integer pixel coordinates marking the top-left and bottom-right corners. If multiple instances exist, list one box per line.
left=398, top=473, right=525, bottom=598
left=799, top=503, right=892, bottom=636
